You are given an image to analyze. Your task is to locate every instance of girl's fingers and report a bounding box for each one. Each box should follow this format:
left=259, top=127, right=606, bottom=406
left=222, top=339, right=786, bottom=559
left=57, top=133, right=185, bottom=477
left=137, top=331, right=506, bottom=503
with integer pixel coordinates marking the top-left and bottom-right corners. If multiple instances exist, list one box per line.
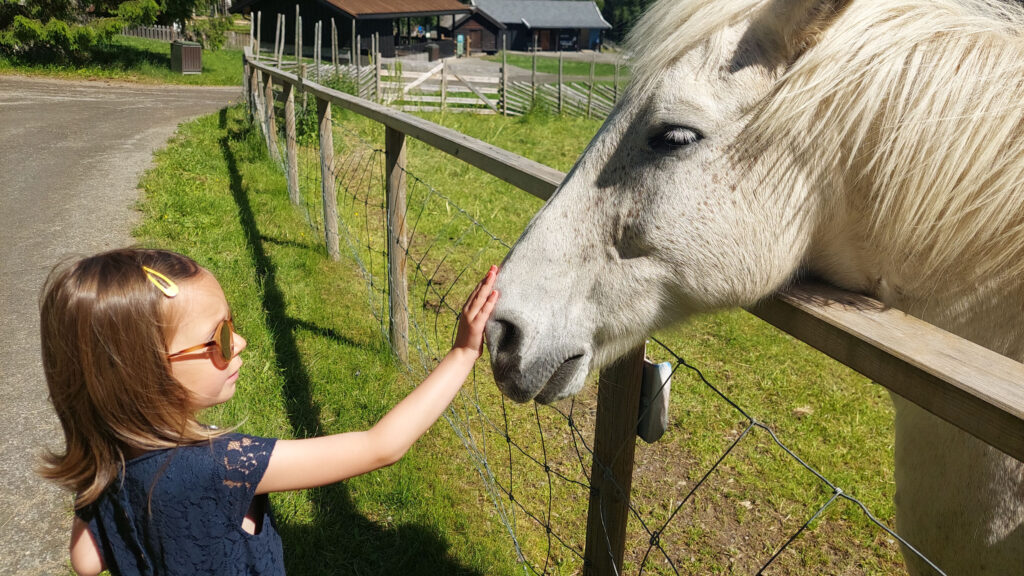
left=478, top=290, right=499, bottom=324
left=467, top=267, right=498, bottom=318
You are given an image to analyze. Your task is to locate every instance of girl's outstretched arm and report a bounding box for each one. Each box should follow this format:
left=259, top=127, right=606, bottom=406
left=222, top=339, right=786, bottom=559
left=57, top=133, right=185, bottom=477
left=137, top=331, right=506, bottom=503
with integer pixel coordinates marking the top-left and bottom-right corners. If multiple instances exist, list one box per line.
left=257, top=266, right=499, bottom=494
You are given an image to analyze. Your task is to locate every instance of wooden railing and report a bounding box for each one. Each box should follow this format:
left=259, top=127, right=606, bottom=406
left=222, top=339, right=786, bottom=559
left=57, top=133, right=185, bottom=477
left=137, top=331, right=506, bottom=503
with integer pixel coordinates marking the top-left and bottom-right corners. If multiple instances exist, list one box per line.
left=242, top=48, right=1024, bottom=575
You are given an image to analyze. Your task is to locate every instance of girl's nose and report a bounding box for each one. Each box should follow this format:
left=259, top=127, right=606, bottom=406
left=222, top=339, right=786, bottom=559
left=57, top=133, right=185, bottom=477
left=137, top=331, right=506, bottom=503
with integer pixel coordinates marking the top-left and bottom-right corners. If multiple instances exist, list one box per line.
left=233, top=330, right=247, bottom=357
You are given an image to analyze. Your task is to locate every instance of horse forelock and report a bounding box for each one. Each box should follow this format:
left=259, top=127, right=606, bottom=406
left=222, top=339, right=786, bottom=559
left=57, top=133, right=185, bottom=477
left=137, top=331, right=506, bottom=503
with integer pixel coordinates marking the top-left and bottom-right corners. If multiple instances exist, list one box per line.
left=628, top=0, right=1024, bottom=287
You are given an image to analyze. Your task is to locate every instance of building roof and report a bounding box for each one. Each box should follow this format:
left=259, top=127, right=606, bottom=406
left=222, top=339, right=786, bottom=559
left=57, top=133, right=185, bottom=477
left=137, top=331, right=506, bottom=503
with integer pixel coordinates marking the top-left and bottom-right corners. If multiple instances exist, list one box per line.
left=232, top=0, right=472, bottom=20
left=472, top=0, right=611, bottom=30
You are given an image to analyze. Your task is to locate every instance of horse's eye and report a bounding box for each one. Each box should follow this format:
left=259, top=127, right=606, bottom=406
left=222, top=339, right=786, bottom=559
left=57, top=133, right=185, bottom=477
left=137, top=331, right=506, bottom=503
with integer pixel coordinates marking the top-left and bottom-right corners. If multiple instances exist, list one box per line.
left=649, top=126, right=703, bottom=151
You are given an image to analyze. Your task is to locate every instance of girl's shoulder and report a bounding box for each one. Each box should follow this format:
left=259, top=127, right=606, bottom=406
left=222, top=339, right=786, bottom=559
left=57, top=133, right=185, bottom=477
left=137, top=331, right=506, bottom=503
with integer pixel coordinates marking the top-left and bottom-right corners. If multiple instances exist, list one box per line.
left=75, top=433, right=285, bottom=575
left=127, top=432, right=278, bottom=489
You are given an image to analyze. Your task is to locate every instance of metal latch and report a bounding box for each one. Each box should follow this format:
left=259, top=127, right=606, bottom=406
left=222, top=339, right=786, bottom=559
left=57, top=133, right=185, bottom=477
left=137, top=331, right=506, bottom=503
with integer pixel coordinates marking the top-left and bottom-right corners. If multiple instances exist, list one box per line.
left=637, top=360, right=671, bottom=443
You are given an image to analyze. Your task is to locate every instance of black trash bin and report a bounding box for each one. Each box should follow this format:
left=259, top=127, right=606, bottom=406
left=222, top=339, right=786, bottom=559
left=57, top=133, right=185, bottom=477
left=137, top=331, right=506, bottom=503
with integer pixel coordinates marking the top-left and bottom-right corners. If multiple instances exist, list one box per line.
left=425, top=43, right=440, bottom=62
left=171, top=40, right=202, bottom=74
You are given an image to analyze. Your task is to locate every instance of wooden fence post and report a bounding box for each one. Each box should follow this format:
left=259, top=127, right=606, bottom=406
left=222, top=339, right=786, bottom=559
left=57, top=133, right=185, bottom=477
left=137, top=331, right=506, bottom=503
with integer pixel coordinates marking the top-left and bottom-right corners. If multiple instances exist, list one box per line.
left=441, top=62, right=448, bottom=110
left=276, top=14, right=284, bottom=67
left=587, top=53, right=595, bottom=119
left=501, top=37, right=508, bottom=116
left=558, top=50, right=564, bottom=115
left=583, top=343, right=646, bottom=576
left=386, top=127, right=409, bottom=363
left=295, top=6, right=300, bottom=64
left=374, top=35, right=382, bottom=104
left=262, top=74, right=280, bottom=161
left=248, top=65, right=259, bottom=119
left=332, top=19, right=339, bottom=79
left=317, top=97, right=340, bottom=260
left=614, top=59, right=620, bottom=104
left=355, top=34, right=362, bottom=91
left=315, top=21, right=322, bottom=82
left=351, top=20, right=356, bottom=66
left=531, top=35, right=538, bottom=105
left=300, top=64, right=308, bottom=108
left=255, top=12, right=261, bottom=60
left=283, top=81, right=299, bottom=205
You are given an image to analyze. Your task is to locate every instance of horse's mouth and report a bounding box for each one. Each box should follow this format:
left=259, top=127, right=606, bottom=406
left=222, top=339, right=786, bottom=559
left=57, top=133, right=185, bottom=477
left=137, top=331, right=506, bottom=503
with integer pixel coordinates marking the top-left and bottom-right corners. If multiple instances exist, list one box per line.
left=534, top=353, right=590, bottom=404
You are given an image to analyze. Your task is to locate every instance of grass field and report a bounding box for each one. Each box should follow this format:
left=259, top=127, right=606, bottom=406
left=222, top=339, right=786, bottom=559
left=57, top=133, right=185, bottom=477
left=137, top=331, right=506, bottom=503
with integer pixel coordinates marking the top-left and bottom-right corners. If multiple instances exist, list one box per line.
left=0, top=35, right=243, bottom=85
left=134, top=98, right=904, bottom=575
left=485, top=51, right=629, bottom=79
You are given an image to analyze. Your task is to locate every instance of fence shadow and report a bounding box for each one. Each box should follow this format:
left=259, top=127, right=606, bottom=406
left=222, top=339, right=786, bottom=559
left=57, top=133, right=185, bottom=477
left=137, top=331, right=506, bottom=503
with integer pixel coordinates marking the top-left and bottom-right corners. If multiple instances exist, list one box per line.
left=217, top=108, right=483, bottom=576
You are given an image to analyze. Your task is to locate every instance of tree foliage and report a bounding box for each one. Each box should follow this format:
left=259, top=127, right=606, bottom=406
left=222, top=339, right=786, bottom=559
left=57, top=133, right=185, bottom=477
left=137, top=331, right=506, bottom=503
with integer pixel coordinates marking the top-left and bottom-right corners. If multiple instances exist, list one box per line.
left=0, top=0, right=230, bottom=60
left=600, top=0, right=657, bottom=42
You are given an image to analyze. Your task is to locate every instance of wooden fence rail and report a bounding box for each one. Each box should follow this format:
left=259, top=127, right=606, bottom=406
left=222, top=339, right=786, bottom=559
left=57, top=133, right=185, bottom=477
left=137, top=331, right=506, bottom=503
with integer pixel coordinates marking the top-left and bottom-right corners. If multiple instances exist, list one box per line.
left=242, top=48, right=1024, bottom=575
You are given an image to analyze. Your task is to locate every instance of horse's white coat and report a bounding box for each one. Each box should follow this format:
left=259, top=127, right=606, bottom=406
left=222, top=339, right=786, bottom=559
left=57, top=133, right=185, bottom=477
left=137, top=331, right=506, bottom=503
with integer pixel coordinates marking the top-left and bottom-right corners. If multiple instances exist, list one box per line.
left=485, top=0, right=1024, bottom=573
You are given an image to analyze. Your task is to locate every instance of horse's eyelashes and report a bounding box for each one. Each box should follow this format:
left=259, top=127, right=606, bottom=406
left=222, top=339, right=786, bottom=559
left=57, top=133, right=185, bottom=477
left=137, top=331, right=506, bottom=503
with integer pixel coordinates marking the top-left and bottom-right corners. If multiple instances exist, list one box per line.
left=649, top=126, right=704, bottom=151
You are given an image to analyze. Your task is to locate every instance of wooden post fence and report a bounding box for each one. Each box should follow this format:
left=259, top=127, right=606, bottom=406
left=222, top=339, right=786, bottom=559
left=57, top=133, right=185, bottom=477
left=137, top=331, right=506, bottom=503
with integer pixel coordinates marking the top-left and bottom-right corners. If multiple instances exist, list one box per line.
left=583, top=344, right=646, bottom=576
left=317, top=96, right=340, bottom=260
left=386, top=127, right=410, bottom=362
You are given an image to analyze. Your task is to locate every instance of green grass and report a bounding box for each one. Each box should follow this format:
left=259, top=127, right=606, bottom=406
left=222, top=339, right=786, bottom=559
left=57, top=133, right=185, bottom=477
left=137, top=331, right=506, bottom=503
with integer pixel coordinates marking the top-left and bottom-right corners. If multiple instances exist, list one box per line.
left=133, top=100, right=902, bottom=574
left=0, top=35, right=243, bottom=85
left=485, top=51, right=630, bottom=79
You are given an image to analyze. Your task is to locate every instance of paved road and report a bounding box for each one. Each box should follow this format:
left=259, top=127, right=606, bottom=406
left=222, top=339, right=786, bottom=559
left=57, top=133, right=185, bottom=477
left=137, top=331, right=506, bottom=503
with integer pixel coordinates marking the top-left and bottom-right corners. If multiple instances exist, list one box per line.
left=0, top=75, right=238, bottom=575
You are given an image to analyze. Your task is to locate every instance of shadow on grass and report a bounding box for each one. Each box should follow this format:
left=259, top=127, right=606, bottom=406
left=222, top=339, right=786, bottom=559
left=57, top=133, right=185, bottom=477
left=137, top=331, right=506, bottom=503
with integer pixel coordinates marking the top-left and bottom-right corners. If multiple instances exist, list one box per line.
left=217, top=108, right=482, bottom=576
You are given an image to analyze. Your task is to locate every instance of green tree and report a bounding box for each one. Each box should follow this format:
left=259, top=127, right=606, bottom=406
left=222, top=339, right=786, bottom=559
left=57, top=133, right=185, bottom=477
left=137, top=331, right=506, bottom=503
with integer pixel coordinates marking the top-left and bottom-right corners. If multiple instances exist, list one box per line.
left=601, top=0, right=657, bottom=42
left=0, top=0, right=229, bottom=59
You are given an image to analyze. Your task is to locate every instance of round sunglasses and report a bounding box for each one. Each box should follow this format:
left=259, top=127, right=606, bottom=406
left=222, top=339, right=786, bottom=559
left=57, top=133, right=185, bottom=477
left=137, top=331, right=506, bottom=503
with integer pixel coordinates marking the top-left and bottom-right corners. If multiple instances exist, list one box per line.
left=166, top=319, right=236, bottom=367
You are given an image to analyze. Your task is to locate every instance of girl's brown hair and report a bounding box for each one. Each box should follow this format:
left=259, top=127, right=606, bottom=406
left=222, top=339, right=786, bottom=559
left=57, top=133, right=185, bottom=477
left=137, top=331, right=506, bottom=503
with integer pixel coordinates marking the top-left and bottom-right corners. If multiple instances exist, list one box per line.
left=39, top=248, right=220, bottom=508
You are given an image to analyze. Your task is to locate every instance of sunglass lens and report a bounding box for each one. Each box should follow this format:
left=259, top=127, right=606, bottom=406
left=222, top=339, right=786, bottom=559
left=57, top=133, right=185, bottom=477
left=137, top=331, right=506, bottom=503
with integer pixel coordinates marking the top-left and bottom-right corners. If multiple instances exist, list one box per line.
left=218, top=321, right=233, bottom=363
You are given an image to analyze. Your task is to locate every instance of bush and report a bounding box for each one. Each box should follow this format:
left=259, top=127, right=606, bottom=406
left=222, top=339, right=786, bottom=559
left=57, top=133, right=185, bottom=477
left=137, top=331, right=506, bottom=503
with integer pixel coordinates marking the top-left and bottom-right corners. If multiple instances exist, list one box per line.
left=189, top=15, right=231, bottom=50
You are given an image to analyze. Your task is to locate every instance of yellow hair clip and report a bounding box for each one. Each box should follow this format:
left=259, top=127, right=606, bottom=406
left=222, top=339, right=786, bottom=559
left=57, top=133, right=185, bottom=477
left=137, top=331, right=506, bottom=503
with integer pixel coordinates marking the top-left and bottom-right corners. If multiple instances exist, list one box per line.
left=142, top=266, right=179, bottom=298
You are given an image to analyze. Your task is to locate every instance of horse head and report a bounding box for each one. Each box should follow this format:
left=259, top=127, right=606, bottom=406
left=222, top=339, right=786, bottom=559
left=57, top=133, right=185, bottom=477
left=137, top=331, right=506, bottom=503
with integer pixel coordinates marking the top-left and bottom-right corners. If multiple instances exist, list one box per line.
left=487, top=0, right=839, bottom=403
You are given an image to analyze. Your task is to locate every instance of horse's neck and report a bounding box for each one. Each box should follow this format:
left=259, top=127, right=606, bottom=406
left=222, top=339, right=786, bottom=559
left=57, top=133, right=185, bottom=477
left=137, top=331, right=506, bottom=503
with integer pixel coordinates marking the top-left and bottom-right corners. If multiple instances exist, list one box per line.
left=806, top=218, right=1024, bottom=362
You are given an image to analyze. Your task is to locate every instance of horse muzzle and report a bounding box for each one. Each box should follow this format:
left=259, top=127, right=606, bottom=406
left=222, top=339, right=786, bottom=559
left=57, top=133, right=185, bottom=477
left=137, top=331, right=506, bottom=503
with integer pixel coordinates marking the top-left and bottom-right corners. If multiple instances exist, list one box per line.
left=487, top=315, right=592, bottom=403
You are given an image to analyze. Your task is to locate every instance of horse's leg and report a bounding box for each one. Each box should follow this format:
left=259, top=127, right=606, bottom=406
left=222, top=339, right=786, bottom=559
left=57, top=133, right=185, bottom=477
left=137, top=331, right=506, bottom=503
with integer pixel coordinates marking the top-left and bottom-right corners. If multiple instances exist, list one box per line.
left=892, top=395, right=1024, bottom=576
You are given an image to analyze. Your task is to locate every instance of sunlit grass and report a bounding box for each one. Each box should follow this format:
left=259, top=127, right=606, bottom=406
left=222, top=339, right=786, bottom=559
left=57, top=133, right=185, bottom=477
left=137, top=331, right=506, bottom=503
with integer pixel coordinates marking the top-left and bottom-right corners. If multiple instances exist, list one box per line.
left=0, top=35, right=242, bottom=85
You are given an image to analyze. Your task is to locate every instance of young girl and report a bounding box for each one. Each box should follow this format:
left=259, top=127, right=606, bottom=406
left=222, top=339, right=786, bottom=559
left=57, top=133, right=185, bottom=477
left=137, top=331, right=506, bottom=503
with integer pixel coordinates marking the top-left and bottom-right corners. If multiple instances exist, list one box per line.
left=39, top=248, right=499, bottom=576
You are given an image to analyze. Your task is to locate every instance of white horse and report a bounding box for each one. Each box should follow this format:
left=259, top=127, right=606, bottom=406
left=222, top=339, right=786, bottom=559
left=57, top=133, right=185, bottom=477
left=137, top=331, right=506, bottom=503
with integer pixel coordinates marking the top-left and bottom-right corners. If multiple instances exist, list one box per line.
left=485, top=0, right=1024, bottom=574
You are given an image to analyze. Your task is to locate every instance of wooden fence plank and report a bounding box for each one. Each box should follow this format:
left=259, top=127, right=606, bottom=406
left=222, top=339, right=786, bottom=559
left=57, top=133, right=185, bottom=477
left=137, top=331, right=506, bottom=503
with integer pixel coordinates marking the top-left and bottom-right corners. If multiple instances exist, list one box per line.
left=748, top=283, right=1024, bottom=462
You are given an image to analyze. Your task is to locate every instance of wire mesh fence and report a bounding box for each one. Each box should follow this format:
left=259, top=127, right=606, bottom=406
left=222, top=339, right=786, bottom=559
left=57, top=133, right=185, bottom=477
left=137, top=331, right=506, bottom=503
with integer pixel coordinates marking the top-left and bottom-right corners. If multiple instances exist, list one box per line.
left=247, top=61, right=953, bottom=575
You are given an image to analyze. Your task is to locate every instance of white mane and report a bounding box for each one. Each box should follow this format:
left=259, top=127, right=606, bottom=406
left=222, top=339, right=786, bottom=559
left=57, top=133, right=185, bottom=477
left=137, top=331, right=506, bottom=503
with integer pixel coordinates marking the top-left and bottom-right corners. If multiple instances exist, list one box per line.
left=628, top=0, right=1024, bottom=289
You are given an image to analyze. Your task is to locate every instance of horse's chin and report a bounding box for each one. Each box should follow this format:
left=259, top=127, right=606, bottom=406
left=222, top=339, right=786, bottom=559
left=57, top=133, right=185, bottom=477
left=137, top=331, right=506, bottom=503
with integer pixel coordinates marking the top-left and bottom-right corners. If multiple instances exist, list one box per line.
left=494, top=350, right=592, bottom=404
left=534, top=353, right=591, bottom=404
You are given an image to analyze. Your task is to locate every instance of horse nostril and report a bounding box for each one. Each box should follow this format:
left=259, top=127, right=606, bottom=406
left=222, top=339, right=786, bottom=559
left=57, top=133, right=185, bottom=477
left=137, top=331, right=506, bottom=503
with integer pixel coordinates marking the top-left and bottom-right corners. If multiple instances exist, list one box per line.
left=490, top=318, right=522, bottom=357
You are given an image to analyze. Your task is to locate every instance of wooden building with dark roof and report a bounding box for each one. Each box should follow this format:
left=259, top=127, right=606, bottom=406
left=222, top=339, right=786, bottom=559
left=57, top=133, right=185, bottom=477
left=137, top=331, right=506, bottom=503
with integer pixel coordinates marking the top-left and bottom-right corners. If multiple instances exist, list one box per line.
left=231, top=0, right=472, bottom=59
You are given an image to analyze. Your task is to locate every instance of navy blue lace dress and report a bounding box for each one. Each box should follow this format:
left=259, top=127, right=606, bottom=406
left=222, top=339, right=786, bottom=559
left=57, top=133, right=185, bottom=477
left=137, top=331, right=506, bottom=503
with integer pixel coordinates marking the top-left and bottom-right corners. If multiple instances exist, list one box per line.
left=76, top=434, right=285, bottom=575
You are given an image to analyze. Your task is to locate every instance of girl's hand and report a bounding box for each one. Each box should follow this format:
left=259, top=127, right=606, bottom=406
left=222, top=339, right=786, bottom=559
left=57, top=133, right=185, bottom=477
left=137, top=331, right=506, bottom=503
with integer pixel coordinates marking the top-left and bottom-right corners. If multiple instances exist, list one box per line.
left=453, top=265, right=499, bottom=357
